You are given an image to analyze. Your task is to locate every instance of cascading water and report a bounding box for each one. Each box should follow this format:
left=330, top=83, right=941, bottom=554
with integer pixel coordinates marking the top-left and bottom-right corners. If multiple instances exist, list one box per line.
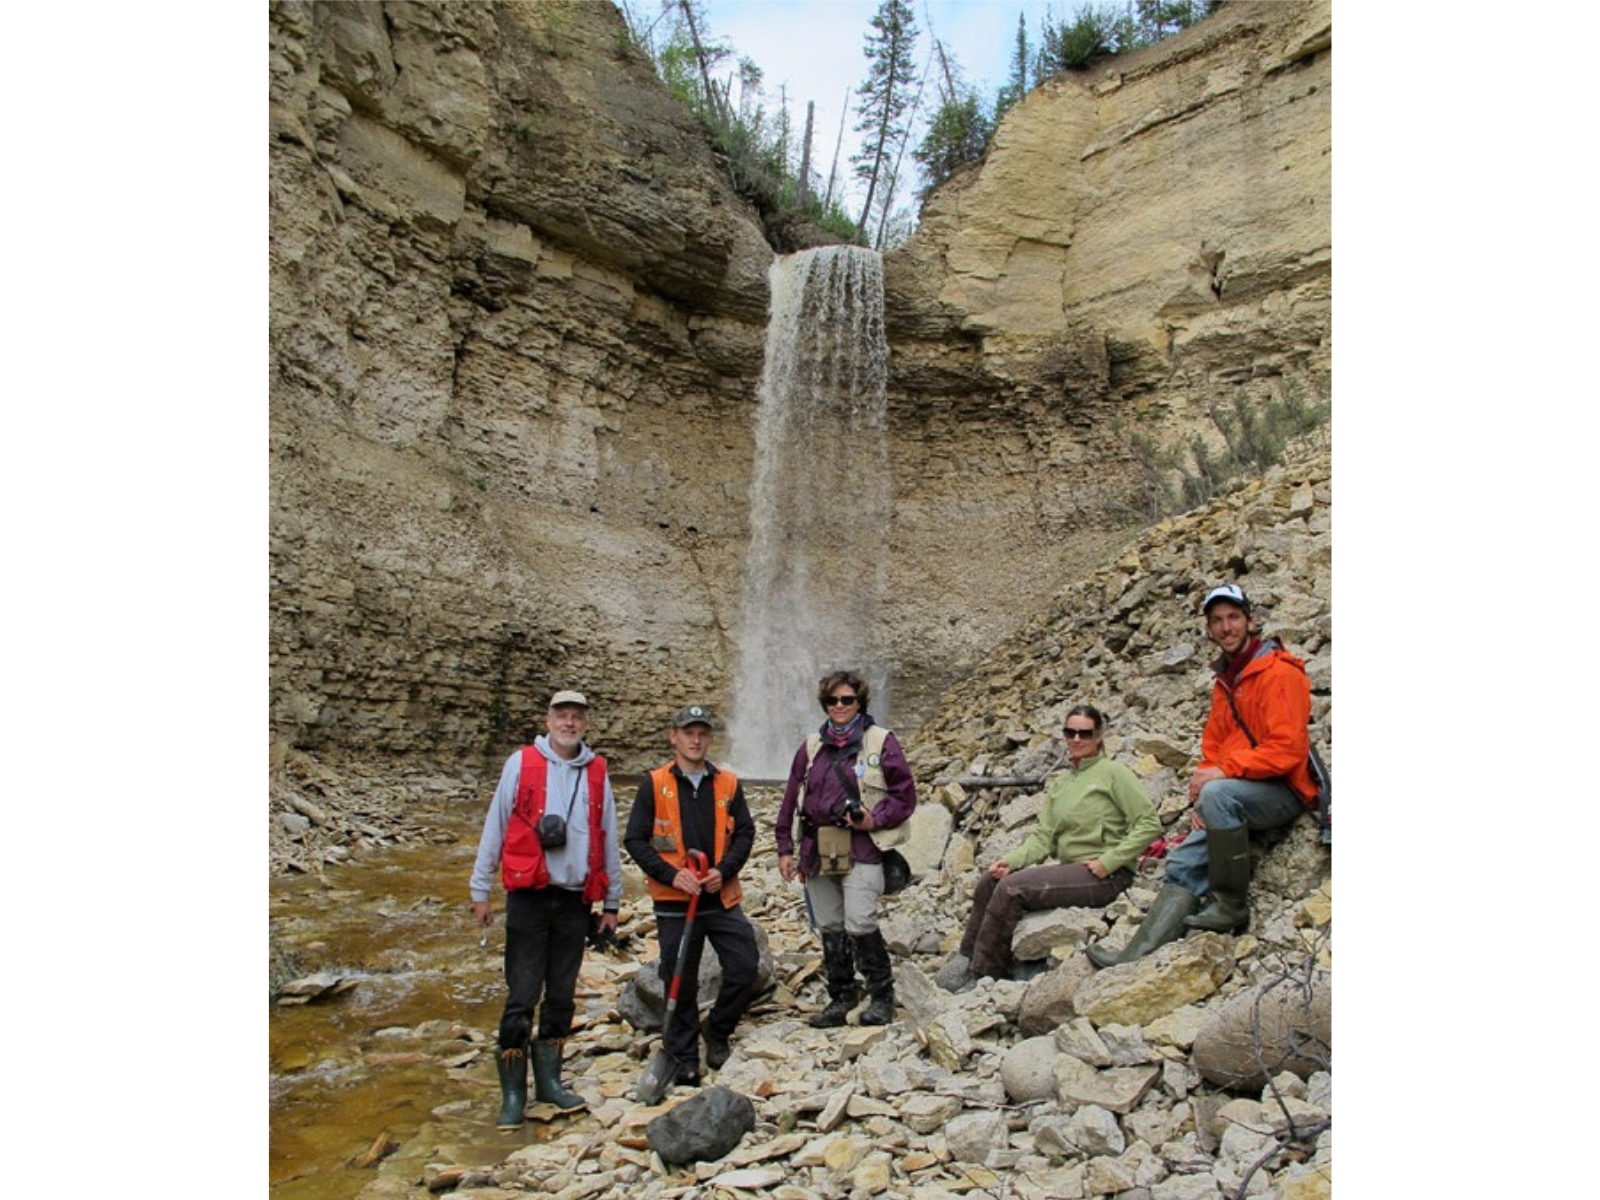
left=727, top=246, right=891, bottom=778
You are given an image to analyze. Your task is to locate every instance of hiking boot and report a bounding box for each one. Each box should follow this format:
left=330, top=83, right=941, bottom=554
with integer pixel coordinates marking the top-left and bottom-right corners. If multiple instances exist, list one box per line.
left=809, top=930, right=857, bottom=1028
left=530, top=1039, right=584, bottom=1110
left=1085, top=882, right=1198, bottom=969
left=852, top=929, right=896, bottom=1026
left=494, top=1043, right=528, bottom=1129
left=1008, top=958, right=1050, bottom=983
left=673, top=1060, right=701, bottom=1087
left=1185, top=825, right=1253, bottom=933
left=704, top=1032, right=731, bottom=1070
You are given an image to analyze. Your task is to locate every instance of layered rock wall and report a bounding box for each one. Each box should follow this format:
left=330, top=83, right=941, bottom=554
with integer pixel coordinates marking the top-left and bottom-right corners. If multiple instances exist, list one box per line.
left=879, top=1, right=1331, bottom=719
left=269, top=0, right=1331, bottom=773
left=270, top=0, right=774, bottom=767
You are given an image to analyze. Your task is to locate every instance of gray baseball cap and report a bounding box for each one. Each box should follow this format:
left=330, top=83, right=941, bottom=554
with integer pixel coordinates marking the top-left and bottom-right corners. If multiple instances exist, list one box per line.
left=670, top=704, right=715, bottom=729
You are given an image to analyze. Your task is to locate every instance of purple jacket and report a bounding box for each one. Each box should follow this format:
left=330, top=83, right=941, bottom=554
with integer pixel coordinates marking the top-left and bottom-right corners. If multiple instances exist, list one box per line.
left=774, top=717, right=917, bottom=876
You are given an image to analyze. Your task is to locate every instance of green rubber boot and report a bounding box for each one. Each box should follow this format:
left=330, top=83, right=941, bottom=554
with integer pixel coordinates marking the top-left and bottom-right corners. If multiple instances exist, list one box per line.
left=494, top=1043, right=528, bottom=1128
left=531, top=1039, right=584, bottom=1110
left=1185, top=825, right=1253, bottom=933
left=1086, top=882, right=1199, bottom=968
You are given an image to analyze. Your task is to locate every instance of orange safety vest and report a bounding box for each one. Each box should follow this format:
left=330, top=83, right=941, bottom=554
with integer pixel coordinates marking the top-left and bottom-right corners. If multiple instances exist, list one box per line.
left=502, top=746, right=610, bottom=903
left=645, top=762, right=742, bottom=909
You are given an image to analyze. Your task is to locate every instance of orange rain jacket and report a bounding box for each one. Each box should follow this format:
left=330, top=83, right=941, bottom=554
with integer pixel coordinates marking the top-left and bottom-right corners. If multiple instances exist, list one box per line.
left=1199, top=637, right=1318, bottom=806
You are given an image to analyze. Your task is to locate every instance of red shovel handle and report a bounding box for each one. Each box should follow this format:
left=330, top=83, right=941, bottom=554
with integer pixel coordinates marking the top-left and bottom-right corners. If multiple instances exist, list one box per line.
left=663, top=850, right=712, bottom=1005
left=686, top=848, right=709, bottom=881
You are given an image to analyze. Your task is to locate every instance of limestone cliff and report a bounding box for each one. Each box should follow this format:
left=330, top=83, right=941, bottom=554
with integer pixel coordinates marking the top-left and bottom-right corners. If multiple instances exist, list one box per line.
left=270, top=0, right=775, bottom=766
left=268, top=1, right=1331, bottom=775
left=879, top=1, right=1330, bottom=719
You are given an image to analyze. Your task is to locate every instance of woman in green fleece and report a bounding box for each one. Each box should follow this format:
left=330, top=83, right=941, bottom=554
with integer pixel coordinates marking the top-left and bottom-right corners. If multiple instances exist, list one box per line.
left=937, top=704, right=1160, bottom=990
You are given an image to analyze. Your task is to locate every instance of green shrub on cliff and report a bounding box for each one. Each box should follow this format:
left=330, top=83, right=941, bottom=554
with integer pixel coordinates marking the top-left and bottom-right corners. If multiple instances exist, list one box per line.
left=1120, top=382, right=1332, bottom=518
left=620, top=0, right=858, bottom=245
left=1037, top=1, right=1222, bottom=74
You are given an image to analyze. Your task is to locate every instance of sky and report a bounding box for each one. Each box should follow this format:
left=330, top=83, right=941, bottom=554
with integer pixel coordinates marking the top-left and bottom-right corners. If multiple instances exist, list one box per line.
left=685, top=1, right=1070, bottom=218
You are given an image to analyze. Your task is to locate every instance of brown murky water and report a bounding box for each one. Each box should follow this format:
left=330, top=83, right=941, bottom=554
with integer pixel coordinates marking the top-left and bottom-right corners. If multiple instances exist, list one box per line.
left=268, top=803, right=645, bottom=1200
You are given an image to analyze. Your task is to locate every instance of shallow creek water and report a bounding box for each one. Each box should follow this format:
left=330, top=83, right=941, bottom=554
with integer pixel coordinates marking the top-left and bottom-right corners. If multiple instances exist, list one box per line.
left=268, top=800, right=647, bottom=1200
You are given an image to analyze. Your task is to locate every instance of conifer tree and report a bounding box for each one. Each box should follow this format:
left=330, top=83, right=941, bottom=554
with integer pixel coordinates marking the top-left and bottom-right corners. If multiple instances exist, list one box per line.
left=850, top=0, right=920, bottom=246
left=996, top=13, right=1029, bottom=120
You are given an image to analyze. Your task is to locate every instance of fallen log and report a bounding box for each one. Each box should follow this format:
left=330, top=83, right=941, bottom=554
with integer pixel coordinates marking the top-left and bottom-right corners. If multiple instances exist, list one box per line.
left=932, top=776, right=1045, bottom=789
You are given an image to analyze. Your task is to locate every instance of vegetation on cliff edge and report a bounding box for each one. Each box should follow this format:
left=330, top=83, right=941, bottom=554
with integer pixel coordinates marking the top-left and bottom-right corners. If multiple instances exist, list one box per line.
left=620, top=0, right=1222, bottom=251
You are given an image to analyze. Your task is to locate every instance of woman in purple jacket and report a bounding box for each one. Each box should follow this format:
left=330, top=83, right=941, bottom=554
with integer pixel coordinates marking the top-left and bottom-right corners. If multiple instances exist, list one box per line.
left=775, top=670, right=918, bottom=1028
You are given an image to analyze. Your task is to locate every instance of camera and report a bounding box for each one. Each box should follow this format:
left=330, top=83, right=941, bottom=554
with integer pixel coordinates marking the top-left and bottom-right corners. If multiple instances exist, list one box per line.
left=537, top=813, right=568, bottom=848
left=840, top=796, right=864, bottom=826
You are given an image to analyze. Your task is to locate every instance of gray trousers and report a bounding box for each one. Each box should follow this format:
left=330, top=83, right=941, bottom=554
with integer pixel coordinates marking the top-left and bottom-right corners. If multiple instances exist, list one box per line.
left=804, top=862, right=885, bottom=935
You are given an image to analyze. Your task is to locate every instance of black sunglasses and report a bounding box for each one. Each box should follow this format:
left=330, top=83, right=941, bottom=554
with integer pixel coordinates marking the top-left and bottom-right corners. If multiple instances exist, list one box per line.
left=825, top=695, right=859, bottom=707
left=1063, top=727, right=1099, bottom=739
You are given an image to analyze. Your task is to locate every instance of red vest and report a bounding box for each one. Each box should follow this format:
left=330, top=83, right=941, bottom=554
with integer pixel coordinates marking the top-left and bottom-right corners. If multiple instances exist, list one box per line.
left=502, top=745, right=610, bottom=904
left=645, top=762, right=742, bottom=909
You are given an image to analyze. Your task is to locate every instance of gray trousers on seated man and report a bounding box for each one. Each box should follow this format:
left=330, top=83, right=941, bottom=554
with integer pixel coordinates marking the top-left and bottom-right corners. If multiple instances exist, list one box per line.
left=960, top=862, right=1132, bottom=979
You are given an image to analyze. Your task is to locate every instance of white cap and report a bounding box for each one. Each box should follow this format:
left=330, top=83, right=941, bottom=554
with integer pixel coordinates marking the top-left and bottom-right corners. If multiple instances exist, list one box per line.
left=549, top=690, right=589, bottom=708
left=1201, top=584, right=1251, bottom=614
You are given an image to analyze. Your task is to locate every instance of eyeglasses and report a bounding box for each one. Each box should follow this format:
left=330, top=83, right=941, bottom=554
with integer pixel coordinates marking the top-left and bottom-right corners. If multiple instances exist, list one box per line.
left=1063, top=727, right=1099, bottom=739
left=825, top=695, right=859, bottom=707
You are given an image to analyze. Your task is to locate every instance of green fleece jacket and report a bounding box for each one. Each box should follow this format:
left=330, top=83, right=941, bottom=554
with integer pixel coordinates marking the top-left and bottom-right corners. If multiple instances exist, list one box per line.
left=1003, top=754, right=1161, bottom=876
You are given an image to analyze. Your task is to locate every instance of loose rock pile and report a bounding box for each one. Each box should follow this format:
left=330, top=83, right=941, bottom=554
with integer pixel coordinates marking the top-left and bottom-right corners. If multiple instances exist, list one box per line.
left=268, top=750, right=481, bottom=877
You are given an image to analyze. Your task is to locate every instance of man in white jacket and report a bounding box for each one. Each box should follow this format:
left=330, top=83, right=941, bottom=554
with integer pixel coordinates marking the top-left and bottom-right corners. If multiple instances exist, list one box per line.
left=470, top=690, right=622, bottom=1125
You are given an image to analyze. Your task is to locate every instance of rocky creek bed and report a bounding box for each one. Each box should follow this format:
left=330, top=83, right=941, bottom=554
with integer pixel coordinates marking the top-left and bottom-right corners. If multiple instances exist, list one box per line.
left=270, top=768, right=1331, bottom=1200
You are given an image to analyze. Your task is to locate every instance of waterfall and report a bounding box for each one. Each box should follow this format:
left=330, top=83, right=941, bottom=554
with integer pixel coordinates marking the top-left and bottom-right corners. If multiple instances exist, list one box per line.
left=726, top=246, right=891, bottom=778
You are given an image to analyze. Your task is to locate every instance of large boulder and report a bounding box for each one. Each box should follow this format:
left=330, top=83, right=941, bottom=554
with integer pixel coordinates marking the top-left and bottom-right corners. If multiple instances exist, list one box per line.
left=999, top=1035, right=1060, bottom=1102
left=618, top=916, right=775, bottom=1032
left=1191, top=969, right=1332, bottom=1091
left=1072, top=932, right=1236, bottom=1027
left=645, top=1086, right=756, bottom=1165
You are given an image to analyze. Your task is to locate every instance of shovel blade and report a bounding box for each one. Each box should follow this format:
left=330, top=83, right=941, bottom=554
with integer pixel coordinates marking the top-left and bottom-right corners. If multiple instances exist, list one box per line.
left=634, top=1048, right=676, bottom=1106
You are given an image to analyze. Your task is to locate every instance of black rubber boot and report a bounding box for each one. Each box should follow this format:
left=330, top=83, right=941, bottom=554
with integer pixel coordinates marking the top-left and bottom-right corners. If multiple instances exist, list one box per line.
left=1185, top=825, right=1253, bottom=933
left=852, top=930, right=896, bottom=1026
left=1086, top=882, right=1199, bottom=968
left=494, top=1043, right=528, bottom=1128
left=530, top=1039, right=584, bottom=1110
left=808, top=931, right=858, bottom=1028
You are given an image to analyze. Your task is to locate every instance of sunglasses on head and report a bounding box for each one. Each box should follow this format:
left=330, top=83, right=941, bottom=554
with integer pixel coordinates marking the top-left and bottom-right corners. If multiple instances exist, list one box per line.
left=825, top=694, right=859, bottom=707
left=1063, top=727, right=1099, bottom=739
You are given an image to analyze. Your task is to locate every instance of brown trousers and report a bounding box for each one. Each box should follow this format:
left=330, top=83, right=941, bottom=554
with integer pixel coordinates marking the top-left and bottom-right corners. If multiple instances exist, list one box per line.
left=959, top=862, right=1133, bottom=978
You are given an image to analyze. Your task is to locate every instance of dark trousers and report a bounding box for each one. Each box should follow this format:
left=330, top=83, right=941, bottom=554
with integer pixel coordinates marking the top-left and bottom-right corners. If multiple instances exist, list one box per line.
left=499, top=886, right=591, bottom=1047
left=959, top=863, right=1133, bottom=978
left=655, top=903, right=759, bottom=1067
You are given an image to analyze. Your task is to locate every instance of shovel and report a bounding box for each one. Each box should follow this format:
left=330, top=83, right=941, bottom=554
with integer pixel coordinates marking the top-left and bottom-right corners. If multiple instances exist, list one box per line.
left=634, top=848, right=709, bottom=1105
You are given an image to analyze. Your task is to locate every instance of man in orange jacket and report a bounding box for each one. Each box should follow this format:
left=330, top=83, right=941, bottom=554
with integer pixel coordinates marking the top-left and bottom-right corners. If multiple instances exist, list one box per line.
left=624, top=705, right=759, bottom=1087
left=1089, top=584, right=1317, bottom=967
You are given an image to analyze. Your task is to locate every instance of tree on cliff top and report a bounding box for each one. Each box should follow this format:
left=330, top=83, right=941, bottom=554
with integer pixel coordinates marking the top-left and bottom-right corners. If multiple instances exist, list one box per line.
left=850, top=0, right=920, bottom=247
left=913, top=33, right=993, bottom=207
left=620, top=0, right=858, bottom=245
left=996, top=13, right=1030, bottom=122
